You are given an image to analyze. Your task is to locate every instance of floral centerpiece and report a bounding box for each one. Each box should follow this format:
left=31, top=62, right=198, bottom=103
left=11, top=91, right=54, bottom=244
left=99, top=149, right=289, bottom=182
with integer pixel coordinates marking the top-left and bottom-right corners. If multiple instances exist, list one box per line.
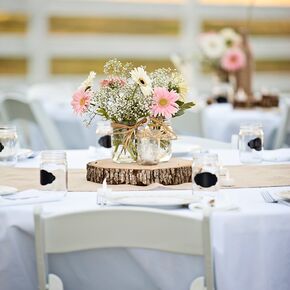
left=71, top=59, right=194, bottom=164
left=199, top=28, right=246, bottom=81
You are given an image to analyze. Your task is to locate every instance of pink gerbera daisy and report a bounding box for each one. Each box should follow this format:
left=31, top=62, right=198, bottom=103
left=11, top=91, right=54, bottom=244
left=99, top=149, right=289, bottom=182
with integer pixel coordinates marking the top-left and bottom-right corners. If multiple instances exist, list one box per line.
left=152, top=87, right=179, bottom=119
left=221, top=48, right=246, bottom=72
left=71, top=88, right=91, bottom=115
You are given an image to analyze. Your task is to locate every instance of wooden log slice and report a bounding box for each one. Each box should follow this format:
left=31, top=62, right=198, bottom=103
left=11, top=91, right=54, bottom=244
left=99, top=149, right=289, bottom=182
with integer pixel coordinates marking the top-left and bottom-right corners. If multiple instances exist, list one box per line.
left=87, top=158, right=192, bottom=186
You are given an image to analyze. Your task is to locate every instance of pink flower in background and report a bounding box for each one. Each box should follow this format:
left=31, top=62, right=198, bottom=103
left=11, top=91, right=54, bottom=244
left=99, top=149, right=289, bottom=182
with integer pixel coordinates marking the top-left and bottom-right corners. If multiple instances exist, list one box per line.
left=71, top=88, right=91, bottom=115
left=100, top=77, right=126, bottom=88
left=152, top=88, right=179, bottom=119
left=221, top=48, right=246, bottom=72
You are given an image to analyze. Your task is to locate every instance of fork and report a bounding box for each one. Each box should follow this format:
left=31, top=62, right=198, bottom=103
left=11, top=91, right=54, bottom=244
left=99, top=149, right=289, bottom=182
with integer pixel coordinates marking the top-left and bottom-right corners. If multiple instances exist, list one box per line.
left=261, top=190, right=290, bottom=207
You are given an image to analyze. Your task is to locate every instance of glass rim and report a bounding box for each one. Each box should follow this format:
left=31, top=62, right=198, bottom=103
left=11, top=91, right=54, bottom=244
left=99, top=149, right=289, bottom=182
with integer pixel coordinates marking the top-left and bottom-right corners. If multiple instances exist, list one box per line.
left=192, top=152, right=218, bottom=160
left=239, top=123, right=263, bottom=129
left=41, top=150, right=67, bottom=160
left=0, top=124, right=16, bottom=131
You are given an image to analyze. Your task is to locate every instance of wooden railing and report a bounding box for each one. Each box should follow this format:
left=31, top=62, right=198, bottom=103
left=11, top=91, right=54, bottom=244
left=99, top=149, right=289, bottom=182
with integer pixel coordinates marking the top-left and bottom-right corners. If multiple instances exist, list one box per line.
left=0, top=0, right=289, bottom=91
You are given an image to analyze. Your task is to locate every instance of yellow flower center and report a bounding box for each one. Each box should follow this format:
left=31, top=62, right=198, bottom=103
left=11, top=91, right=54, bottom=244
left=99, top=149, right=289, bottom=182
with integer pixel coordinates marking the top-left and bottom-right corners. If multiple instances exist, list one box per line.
left=158, top=98, right=168, bottom=107
left=80, top=98, right=86, bottom=106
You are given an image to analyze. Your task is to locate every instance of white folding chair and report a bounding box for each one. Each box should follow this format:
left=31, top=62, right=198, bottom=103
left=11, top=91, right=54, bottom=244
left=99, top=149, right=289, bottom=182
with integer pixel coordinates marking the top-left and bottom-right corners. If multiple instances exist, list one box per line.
left=273, top=97, right=290, bottom=149
left=0, top=95, right=65, bottom=150
left=171, top=109, right=204, bottom=137
left=34, top=207, right=214, bottom=290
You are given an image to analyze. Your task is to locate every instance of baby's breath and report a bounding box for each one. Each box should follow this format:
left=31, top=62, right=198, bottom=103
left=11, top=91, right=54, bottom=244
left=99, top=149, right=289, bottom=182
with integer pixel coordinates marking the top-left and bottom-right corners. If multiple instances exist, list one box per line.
left=81, top=59, right=190, bottom=126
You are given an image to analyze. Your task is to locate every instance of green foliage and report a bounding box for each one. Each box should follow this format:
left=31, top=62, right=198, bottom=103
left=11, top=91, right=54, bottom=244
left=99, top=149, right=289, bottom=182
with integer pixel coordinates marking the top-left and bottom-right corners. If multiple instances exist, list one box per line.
left=173, top=100, right=195, bottom=118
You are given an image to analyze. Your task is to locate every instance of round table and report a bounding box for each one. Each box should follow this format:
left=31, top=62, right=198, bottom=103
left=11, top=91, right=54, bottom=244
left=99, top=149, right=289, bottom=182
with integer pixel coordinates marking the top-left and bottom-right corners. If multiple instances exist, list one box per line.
left=202, top=104, right=281, bottom=149
left=1, top=147, right=290, bottom=290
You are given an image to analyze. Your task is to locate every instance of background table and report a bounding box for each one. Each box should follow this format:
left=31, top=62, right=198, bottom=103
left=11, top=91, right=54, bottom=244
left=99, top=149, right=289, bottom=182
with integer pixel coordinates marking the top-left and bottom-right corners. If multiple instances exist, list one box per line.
left=1, top=147, right=290, bottom=290
left=202, top=104, right=281, bottom=149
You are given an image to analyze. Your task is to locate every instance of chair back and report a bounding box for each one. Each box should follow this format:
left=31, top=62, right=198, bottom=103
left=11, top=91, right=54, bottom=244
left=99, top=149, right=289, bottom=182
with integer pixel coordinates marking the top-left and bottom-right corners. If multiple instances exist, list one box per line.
left=273, top=97, right=290, bottom=149
left=34, top=207, right=214, bottom=290
left=1, top=96, right=65, bottom=149
left=171, top=109, right=203, bottom=137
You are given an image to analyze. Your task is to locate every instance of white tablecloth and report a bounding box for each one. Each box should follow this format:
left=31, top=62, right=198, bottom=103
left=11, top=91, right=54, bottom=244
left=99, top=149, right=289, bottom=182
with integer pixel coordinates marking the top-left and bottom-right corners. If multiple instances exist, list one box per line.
left=203, top=104, right=282, bottom=149
left=1, top=149, right=290, bottom=290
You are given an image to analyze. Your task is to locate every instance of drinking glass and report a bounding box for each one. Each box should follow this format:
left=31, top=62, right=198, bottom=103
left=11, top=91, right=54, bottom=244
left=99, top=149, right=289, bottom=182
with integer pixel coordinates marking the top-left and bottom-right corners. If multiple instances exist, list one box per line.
left=0, top=124, right=18, bottom=166
left=40, top=151, right=67, bottom=196
left=238, top=123, right=264, bottom=164
left=96, top=120, right=112, bottom=149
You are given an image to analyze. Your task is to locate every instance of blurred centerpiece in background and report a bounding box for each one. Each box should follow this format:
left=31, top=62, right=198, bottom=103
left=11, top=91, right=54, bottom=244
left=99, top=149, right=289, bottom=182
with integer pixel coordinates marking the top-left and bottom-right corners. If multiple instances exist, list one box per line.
left=199, top=28, right=248, bottom=103
left=71, top=59, right=194, bottom=164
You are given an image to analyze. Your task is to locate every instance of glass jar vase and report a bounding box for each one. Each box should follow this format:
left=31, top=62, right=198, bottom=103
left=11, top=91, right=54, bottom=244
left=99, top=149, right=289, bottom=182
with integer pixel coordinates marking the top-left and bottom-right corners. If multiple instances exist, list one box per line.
left=159, top=120, right=175, bottom=162
left=238, top=124, right=264, bottom=164
left=111, top=125, right=137, bottom=164
left=137, top=125, right=160, bottom=165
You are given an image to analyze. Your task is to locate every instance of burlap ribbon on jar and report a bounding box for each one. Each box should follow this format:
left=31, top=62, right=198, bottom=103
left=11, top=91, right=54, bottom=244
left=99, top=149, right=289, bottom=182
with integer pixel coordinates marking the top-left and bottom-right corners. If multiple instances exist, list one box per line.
left=111, top=117, right=177, bottom=151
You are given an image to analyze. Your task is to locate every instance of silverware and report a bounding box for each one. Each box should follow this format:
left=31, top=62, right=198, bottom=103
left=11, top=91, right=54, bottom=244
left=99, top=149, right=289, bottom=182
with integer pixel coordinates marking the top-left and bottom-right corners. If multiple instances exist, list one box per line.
left=261, top=190, right=290, bottom=207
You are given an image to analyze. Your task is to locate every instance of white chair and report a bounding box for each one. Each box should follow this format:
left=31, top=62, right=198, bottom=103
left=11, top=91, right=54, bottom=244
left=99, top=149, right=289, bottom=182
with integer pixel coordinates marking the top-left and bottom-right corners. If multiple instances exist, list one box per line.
left=171, top=109, right=204, bottom=137
left=273, top=97, right=290, bottom=149
left=34, top=207, right=214, bottom=290
left=0, top=95, right=65, bottom=150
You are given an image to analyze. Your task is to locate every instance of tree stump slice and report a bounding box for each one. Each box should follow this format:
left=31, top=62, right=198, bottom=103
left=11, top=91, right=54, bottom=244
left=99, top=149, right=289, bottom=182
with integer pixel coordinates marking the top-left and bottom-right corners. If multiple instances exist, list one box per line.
left=86, top=158, right=192, bottom=186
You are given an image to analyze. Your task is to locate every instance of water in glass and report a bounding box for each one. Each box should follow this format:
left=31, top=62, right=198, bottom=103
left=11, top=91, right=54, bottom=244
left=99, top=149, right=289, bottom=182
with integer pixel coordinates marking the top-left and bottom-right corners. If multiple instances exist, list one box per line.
left=0, top=125, right=18, bottom=166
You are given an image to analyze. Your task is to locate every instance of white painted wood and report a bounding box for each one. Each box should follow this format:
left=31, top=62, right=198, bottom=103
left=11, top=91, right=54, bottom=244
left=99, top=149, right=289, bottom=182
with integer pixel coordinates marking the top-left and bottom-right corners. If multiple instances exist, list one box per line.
left=34, top=206, right=214, bottom=290
left=34, top=206, right=48, bottom=290
left=43, top=207, right=204, bottom=254
left=0, top=0, right=289, bottom=91
left=26, top=0, right=50, bottom=82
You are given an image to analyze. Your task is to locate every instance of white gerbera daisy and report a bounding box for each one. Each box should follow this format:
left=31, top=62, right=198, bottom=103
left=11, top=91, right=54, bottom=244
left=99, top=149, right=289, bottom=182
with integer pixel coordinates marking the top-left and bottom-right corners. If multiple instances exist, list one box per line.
left=80, top=71, right=96, bottom=89
left=200, top=33, right=226, bottom=59
left=220, top=28, right=242, bottom=48
left=130, top=67, right=152, bottom=96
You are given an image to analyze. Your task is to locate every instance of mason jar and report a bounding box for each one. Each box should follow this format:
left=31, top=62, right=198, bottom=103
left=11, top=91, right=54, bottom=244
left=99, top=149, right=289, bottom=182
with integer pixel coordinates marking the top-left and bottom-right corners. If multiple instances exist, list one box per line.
left=96, top=120, right=112, bottom=149
left=192, top=153, right=220, bottom=195
left=137, top=125, right=160, bottom=165
left=159, top=120, right=175, bottom=162
left=238, top=124, right=264, bottom=163
left=0, top=124, right=18, bottom=166
left=40, top=151, right=67, bottom=195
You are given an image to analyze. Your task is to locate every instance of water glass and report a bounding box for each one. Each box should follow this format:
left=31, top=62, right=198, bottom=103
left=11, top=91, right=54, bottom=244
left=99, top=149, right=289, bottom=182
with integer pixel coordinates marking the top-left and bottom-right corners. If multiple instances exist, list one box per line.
left=0, top=124, right=18, bottom=166
left=192, top=153, right=220, bottom=196
left=238, top=124, right=264, bottom=163
left=40, top=151, right=67, bottom=195
left=96, top=120, right=112, bottom=149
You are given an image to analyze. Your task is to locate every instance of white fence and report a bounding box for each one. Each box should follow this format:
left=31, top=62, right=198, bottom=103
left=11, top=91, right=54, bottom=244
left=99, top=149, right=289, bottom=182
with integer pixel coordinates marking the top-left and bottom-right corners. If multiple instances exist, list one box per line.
left=0, top=0, right=289, bottom=91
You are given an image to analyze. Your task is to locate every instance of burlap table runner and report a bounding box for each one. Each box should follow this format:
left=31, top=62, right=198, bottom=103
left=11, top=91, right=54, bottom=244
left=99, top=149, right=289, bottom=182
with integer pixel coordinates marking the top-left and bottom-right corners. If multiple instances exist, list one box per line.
left=1, top=164, right=290, bottom=192
left=0, top=164, right=290, bottom=192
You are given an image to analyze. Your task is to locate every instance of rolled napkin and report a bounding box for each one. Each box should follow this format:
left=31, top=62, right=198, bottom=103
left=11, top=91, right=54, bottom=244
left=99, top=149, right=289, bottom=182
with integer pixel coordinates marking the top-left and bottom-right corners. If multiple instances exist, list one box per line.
left=263, top=149, right=290, bottom=162
left=189, top=196, right=239, bottom=211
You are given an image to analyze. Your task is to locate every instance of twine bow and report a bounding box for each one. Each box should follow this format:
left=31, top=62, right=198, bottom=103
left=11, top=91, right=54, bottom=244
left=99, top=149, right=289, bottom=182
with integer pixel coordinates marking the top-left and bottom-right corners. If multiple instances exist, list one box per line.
left=111, top=118, right=147, bottom=150
left=111, top=117, right=177, bottom=151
